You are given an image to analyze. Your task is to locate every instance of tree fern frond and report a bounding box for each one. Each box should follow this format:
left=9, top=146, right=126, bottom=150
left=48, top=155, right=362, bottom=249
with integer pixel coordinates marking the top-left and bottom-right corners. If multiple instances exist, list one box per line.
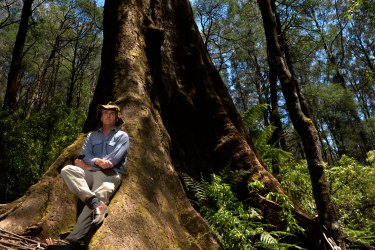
left=241, top=104, right=268, bottom=129
left=179, top=172, right=208, bottom=205
left=254, top=124, right=276, bottom=148
left=218, top=164, right=250, bottom=186
left=260, top=231, right=278, bottom=245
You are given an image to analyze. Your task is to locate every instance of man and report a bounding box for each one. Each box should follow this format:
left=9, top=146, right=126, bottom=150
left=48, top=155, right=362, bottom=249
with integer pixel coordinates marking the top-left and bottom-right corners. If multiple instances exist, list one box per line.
left=49, top=102, right=129, bottom=248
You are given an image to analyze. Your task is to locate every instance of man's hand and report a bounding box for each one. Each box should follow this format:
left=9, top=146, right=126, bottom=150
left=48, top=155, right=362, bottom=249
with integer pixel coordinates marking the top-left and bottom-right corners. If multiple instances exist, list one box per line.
left=74, top=159, right=93, bottom=171
left=95, top=158, right=113, bottom=169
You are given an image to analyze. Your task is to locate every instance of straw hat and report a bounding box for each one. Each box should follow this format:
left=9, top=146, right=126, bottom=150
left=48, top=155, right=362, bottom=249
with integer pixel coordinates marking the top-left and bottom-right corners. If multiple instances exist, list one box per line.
left=98, top=101, right=120, bottom=112
left=97, top=101, right=124, bottom=126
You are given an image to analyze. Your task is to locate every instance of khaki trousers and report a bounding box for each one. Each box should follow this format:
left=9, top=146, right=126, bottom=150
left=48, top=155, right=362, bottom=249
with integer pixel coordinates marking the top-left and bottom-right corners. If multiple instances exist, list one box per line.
left=60, top=165, right=122, bottom=241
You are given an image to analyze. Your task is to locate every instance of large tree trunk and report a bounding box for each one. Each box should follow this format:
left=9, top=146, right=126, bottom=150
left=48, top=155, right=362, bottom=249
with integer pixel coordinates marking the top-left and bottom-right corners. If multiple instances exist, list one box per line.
left=1, top=0, right=328, bottom=249
left=257, top=0, right=345, bottom=248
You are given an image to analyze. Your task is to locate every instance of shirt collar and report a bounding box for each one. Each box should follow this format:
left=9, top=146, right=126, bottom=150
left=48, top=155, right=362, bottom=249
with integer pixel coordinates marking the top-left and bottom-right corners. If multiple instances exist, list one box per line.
left=98, top=127, right=118, bottom=133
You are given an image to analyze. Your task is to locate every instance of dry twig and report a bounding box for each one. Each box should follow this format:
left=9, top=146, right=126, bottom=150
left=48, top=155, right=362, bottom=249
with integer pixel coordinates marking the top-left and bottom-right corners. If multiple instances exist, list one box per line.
left=0, top=228, right=46, bottom=249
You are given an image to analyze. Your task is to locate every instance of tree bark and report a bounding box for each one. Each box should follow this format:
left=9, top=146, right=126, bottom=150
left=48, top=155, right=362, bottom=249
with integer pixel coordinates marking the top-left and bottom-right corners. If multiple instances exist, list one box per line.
left=268, top=52, right=286, bottom=152
left=2, top=0, right=34, bottom=112
left=0, top=0, right=330, bottom=249
left=257, top=0, right=345, bottom=248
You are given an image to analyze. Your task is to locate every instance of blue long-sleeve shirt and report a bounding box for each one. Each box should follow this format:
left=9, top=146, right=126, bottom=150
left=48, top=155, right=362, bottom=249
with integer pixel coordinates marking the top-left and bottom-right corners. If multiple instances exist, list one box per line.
left=82, top=127, right=129, bottom=175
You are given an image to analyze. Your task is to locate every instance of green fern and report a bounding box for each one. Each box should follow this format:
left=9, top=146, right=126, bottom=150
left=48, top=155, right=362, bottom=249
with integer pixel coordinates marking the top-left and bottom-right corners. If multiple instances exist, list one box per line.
left=241, top=104, right=268, bottom=130
left=217, top=164, right=250, bottom=187
left=265, top=192, right=304, bottom=234
left=180, top=172, right=305, bottom=249
left=260, top=231, right=278, bottom=244
left=180, top=173, right=208, bottom=206
left=241, top=104, right=294, bottom=172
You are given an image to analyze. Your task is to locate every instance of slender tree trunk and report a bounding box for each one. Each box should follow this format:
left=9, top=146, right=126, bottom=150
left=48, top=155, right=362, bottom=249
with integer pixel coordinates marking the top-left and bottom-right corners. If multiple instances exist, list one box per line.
left=309, top=8, right=372, bottom=161
left=268, top=55, right=286, bottom=176
left=2, top=0, right=34, bottom=112
left=268, top=53, right=286, bottom=151
left=252, top=55, right=269, bottom=125
left=257, top=0, right=345, bottom=248
left=231, top=61, right=248, bottom=111
left=0, top=0, right=34, bottom=207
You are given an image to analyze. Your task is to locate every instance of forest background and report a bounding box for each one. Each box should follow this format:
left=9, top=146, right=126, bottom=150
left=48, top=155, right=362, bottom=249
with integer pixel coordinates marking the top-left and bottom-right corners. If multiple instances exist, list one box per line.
left=0, top=0, right=374, bottom=248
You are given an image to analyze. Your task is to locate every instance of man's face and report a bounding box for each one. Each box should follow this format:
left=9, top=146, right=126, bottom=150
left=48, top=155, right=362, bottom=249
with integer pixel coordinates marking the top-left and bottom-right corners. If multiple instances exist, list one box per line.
left=101, top=109, right=117, bottom=126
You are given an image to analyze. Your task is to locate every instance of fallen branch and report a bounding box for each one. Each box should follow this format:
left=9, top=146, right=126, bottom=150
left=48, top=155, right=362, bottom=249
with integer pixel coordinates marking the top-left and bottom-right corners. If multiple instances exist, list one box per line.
left=0, top=228, right=46, bottom=249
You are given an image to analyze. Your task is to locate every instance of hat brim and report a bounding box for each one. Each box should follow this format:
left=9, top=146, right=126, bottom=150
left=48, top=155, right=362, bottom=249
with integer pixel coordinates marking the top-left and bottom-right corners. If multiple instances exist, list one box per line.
left=98, top=104, right=120, bottom=112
